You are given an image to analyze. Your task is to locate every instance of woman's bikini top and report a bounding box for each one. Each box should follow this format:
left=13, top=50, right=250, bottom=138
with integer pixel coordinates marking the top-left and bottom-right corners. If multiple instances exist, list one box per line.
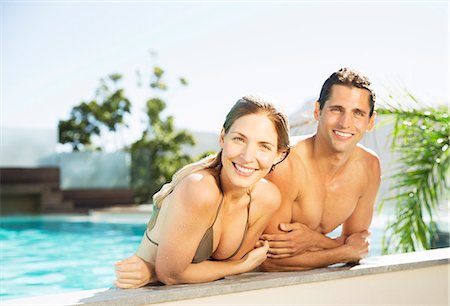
left=144, top=178, right=251, bottom=263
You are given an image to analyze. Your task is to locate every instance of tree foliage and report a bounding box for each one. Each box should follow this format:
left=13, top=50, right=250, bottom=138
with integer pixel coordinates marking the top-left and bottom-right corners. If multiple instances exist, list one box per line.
left=58, top=74, right=131, bottom=151
left=130, top=66, right=195, bottom=203
left=377, top=92, right=449, bottom=254
left=58, top=60, right=197, bottom=204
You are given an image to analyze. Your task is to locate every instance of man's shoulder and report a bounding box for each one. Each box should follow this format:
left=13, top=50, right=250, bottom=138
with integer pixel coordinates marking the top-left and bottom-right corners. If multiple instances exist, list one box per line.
left=355, top=143, right=380, bottom=164
left=267, top=143, right=306, bottom=194
left=289, top=134, right=314, bottom=162
left=290, top=133, right=315, bottom=147
left=355, top=143, right=381, bottom=179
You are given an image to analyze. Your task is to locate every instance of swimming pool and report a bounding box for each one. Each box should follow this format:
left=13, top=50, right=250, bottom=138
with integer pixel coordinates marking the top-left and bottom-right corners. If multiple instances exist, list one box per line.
left=0, top=215, right=145, bottom=301
left=0, top=214, right=384, bottom=301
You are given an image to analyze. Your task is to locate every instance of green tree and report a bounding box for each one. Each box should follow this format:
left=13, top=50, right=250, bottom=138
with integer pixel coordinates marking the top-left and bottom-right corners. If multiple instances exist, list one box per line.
left=58, top=60, right=197, bottom=203
left=377, top=92, right=449, bottom=254
left=58, top=74, right=131, bottom=151
left=130, top=66, right=195, bottom=203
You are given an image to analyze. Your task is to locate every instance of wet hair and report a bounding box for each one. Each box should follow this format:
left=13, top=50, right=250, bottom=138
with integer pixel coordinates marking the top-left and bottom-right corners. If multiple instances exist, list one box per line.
left=152, top=95, right=290, bottom=207
left=318, top=67, right=376, bottom=117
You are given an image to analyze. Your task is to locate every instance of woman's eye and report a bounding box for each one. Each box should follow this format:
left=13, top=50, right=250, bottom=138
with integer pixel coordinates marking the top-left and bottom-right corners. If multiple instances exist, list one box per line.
left=233, top=137, right=245, bottom=142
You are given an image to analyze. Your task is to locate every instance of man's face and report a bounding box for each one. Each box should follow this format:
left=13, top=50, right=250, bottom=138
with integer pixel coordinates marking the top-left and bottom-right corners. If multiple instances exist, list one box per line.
left=314, top=84, right=375, bottom=154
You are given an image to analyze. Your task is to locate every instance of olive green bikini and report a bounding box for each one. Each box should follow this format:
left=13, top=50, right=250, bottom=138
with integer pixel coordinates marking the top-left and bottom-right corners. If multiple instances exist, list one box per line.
left=135, top=179, right=251, bottom=264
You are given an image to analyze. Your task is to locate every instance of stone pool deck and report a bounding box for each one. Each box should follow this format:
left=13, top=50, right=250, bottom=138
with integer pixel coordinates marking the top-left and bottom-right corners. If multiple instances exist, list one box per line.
left=4, top=247, right=449, bottom=306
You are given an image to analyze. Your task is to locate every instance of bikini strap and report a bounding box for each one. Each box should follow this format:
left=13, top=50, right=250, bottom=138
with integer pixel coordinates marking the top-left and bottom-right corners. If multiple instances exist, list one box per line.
left=207, top=172, right=225, bottom=228
left=208, top=187, right=224, bottom=230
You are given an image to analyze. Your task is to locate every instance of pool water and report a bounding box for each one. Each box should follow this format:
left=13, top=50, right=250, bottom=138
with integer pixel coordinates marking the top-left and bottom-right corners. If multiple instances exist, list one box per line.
left=0, top=215, right=384, bottom=301
left=0, top=216, right=145, bottom=301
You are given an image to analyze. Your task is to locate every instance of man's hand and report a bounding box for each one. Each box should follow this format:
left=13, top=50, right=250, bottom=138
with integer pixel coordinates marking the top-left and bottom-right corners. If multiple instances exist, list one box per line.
left=114, top=255, right=156, bottom=289
left=260, top=223, right=315, bottom=258
left=343, top=231, right=371, bottom=263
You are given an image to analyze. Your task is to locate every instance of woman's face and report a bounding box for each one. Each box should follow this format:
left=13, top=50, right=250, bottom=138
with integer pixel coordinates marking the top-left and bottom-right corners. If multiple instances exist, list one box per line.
left=220, top=113, right=281, bottom=189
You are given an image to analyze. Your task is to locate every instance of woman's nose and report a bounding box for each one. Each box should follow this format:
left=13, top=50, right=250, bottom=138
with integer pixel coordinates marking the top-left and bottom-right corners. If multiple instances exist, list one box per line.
left=240, top=145, right=256, bottom=162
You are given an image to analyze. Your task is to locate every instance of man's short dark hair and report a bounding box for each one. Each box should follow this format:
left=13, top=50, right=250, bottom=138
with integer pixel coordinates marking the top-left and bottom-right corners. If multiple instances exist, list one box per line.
left=318, top=68, right=376, bottom=117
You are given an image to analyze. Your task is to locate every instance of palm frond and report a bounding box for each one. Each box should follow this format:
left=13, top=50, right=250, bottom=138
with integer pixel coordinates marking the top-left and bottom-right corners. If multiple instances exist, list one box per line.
left=378, top=91, right=449, bottom=254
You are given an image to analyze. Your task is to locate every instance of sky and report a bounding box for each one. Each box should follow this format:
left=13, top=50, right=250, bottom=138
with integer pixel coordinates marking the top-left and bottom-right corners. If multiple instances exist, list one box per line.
left=1, top=1, right=449, bottom=149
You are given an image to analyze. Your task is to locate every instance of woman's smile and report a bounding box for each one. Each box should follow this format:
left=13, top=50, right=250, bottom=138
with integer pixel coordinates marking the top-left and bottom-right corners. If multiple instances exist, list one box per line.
left=233, top=162, right=257, bottom=177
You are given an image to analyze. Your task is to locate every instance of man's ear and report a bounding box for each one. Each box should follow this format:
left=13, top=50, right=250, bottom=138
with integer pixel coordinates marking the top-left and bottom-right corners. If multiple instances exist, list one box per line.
left=367, top=111, right=376, bottom=131
left=219, top=128, right=225, bottom=148
left=314, top=101, right=321, bottom=121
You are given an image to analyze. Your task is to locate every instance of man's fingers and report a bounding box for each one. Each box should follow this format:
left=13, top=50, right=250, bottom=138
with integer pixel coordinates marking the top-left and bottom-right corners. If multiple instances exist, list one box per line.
left=268, top=247, right=292, bottom=256
left=361, top=230, right=371, bottom=238
left=267, top=253, right=292, bottom=259
left=279, top=222, right=302, bottom=232
left=260, top=233, right=289, bottom=241
left=267, top=241, right=293, bottom=249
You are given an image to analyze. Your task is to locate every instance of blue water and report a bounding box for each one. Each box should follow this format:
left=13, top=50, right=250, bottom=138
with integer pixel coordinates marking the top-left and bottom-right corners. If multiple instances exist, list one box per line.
left=0, top=215, right=384, bottom=301
left=0, top=216, right=145, bottom=301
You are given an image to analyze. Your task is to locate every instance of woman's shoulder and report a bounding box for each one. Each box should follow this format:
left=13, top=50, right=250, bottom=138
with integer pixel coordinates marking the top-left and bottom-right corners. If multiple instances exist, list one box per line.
left=173, top=170, right=222, bottom=210
left=252, top=178, right=281, bottom=212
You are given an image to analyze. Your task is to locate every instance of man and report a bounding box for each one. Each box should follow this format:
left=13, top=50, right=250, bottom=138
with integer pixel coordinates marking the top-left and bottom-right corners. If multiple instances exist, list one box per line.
left=260, top=67, right=381, bottom=271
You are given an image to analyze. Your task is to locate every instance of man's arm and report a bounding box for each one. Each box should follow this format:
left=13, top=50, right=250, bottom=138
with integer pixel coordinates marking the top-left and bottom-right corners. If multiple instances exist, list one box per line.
left=260, top=231, right=370, bottom=271
left=262, top=153, right=381, bottom=271
left=261, top=222, right=343, bottom=258
left=342, top=154, right=381, bottom=237
left=263, top=149, right=332, bottom=256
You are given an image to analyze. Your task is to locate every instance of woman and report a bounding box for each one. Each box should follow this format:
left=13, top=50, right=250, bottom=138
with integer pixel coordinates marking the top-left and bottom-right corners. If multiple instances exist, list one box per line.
left=115, top=95, right=290, bottom=287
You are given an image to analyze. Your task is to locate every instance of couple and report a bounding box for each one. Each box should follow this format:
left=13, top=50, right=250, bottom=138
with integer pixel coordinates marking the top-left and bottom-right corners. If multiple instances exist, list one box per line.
left=115, top=67, right=381, bottom=287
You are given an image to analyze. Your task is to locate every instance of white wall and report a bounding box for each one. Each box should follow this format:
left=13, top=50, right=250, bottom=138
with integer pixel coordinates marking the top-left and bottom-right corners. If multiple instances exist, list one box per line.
left=0, top=127, right=218, bottom=189
left=57, top=151, right=131, bottom=189
left=0, top=127, right=58, bottom=167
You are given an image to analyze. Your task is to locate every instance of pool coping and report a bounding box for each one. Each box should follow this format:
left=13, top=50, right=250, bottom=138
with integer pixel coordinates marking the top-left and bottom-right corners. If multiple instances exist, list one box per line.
left=3, top=247, right=449, bottom=306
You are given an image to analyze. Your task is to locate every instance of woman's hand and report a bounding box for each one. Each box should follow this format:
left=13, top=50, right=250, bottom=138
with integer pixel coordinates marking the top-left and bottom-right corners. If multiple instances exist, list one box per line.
left=114, top=255, right=157, bottom=289
left=241, top=240, right=270, bottom=271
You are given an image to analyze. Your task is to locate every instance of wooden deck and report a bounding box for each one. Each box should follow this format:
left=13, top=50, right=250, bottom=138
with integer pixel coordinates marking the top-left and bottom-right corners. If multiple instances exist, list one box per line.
left=63, top=188, right=134, bottom=211
left=0, top=168, right=134, bottom=214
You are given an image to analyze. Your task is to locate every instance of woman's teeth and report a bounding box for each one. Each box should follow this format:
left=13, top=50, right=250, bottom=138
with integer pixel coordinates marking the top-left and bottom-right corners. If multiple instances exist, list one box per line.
left=234, top=163, right=255, bottom=174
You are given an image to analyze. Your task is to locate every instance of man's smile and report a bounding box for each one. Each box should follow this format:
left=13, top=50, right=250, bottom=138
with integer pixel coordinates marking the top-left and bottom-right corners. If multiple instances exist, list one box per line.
left=333, top=130, right=354, bottom=139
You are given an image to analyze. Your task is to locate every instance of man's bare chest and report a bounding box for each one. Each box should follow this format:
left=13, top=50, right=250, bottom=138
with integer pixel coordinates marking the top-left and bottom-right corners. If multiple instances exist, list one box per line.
left=292, top=177, right=363, bottom=234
